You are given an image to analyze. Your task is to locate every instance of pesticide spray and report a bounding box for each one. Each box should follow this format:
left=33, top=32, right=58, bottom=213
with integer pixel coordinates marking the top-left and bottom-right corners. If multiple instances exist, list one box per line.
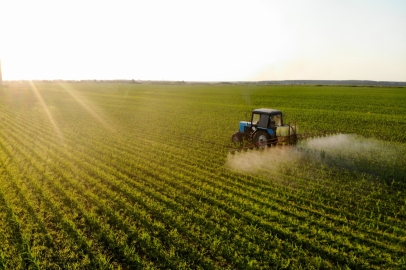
left=226, top=134, right=406, bottom=183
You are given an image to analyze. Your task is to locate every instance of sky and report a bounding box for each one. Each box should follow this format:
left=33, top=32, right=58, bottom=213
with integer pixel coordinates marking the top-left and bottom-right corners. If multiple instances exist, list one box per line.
left=1, top=0, right=405, bottom=81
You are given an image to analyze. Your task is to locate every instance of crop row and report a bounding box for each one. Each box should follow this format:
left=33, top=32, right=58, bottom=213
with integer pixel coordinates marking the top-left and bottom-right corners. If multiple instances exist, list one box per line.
left=1, top=101, right=405, bottom=233
left=1, top=100, right=404, bottom=227
left=1, top=92, right=404, bottom=266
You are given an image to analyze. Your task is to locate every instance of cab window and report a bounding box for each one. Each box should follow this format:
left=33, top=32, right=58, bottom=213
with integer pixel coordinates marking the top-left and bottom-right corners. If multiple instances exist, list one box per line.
left=274, top=114, right=282, bottom=126
left=252, top=113, right=260, bottom=125
left=268, top=116, right=275, bottom=128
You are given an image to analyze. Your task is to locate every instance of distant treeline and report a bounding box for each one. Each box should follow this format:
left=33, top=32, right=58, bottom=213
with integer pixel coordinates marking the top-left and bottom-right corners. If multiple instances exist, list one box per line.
left=4, top=79, right=187, bottom=85
left=257, top=80, right=406, bottom=86
left=3, top=79, right=406, bottom=86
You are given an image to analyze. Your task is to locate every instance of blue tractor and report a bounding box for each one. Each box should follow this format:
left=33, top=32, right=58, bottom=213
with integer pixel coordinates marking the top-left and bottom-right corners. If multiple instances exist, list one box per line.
left=231, top=108, right=298, bottom=148
left=231, top=108, right=339, bottom=152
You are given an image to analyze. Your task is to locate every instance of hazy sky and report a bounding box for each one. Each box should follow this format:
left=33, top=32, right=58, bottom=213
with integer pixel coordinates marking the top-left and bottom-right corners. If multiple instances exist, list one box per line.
left=1, top=0, right=405, bottom=81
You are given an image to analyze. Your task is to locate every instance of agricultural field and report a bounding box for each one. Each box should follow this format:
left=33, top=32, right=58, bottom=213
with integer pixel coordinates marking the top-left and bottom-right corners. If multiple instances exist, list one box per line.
left=0, top=82, right=405, bottom=269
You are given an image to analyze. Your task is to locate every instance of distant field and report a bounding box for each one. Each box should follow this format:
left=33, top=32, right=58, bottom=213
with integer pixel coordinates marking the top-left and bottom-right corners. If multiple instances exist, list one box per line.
left=0, top=82, right=405, bottom=269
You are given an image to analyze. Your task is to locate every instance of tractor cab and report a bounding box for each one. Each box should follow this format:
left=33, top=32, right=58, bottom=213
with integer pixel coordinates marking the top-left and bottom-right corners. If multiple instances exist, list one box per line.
left=251, top=108, right=283, bottom=131
left=232, top=108, right=283, bottom=144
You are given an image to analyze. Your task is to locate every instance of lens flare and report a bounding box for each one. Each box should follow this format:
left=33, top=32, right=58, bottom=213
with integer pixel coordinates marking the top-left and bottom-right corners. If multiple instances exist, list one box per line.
left=28, top=81, right=65, bottom=143
left=58, top=83, right=116, bottom=133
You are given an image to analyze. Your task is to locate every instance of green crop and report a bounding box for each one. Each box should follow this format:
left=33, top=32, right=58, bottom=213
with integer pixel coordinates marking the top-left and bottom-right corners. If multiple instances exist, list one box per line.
left=0, top=82, right=404, bottom=269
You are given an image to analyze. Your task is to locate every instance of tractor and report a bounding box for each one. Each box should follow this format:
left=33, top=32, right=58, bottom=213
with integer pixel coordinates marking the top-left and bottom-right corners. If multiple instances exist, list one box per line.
left=230, top=108, right=338, bottom=153
left=231, top=108, right=297, bottom=148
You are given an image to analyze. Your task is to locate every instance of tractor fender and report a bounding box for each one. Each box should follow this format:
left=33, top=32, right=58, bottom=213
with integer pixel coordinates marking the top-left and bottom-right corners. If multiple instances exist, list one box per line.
left=252, top=128, right=275, bottom=139
left=266, top=128, right=276, bottom=136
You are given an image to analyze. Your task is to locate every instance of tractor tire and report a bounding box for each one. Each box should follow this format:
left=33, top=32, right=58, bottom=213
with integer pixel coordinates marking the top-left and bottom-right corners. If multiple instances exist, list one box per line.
left=253, top=131, right=270, bottom=149
left=271, top=134, right=277, bottom=146
left=231, top=132, right=243, bottom=144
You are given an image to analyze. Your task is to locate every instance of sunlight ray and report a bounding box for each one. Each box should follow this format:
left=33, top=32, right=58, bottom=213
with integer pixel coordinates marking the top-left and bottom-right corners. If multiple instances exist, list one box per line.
left=28, top=81, right=65, bottom=144
left=58, top=83, right=117, bottom=133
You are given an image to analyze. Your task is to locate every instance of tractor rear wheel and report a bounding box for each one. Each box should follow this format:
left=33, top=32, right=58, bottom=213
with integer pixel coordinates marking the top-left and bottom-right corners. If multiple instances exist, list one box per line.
left=231, top=132, right=243, bottom=144
left=271, top=135, right=277, bottom=146
left=253, top=131, right=270, bottom=149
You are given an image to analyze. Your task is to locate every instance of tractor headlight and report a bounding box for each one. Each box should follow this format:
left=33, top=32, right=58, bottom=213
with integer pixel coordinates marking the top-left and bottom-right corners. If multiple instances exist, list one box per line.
left=252, top=127, right=256, bottom=131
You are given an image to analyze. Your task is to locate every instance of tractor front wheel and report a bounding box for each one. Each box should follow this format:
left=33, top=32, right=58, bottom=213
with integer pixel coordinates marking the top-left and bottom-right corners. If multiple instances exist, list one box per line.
left=231, top=132, right=243, bottom=144
left=253, top=131, right=270, bottom=149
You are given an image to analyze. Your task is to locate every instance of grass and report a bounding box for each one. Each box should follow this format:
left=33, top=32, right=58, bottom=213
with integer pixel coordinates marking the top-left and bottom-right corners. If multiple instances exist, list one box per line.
left=0, top=82, right=405, bottom=269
